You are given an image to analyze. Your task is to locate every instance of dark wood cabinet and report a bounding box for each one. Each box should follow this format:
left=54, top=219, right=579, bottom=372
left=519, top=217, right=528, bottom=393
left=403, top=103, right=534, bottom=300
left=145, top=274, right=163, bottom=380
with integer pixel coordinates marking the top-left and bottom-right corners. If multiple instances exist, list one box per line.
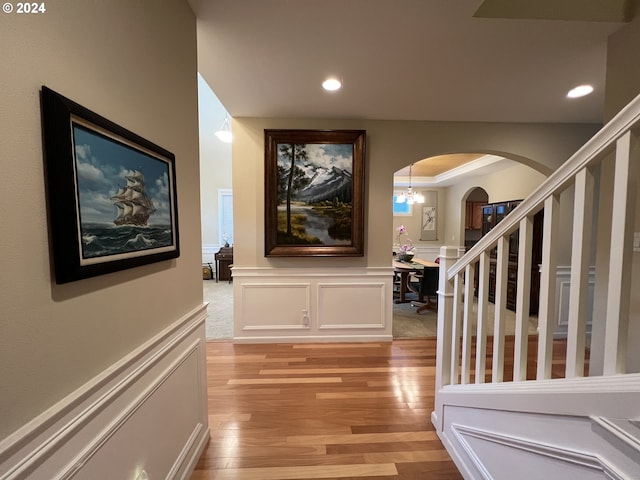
left=215, top=246, right=233, bottom=282
left=465, top=201, right=484, bottom=230
left=480, top=200, right=542, bottom=314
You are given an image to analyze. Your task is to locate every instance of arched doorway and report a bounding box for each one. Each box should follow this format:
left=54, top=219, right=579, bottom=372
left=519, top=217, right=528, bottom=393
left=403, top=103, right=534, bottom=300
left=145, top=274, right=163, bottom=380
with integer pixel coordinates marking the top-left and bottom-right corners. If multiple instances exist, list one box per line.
left=392, top=154, right=548, bottom=338
left=463, top=187, right=489, bottom=251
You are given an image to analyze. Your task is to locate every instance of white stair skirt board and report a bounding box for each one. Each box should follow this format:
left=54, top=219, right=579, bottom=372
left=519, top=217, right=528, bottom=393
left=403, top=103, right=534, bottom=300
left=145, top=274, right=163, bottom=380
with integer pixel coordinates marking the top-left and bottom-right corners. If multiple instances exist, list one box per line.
left=434, top=399, right=640, bottom=479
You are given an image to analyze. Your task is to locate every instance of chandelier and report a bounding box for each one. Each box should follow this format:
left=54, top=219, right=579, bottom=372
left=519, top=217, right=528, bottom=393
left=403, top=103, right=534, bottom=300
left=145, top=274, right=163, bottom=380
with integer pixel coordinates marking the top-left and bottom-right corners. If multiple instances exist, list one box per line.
left=215, top=114, right=233, bottom=143
left=395, top=163, right=424, bottom=204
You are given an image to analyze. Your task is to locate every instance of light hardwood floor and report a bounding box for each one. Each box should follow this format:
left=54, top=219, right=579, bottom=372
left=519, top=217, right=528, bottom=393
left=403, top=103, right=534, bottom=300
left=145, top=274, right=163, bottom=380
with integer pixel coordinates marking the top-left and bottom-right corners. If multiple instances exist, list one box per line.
left=191, top=339, right=463, bottom=479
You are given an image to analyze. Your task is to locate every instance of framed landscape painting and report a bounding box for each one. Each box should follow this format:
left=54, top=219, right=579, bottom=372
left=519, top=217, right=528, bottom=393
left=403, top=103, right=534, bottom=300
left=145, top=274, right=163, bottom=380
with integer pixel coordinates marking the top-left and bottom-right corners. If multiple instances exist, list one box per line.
left=264, top=129, right=365, bottom=257
left=41, top=86, right=179, bottom=283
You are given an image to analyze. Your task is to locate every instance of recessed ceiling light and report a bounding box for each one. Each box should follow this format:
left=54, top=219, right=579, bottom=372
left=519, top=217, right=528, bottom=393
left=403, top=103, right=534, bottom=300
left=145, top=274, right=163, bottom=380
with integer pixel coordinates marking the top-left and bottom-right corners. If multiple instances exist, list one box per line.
left=322, top=78, right=342, bottom=91
left=567, top=85, right=594, bottom=98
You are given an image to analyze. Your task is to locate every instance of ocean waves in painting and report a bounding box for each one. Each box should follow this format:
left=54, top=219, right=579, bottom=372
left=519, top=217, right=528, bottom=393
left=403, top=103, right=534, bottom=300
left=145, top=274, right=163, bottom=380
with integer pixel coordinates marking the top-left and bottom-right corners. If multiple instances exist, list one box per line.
left=81, top=223, right=173, bottom=259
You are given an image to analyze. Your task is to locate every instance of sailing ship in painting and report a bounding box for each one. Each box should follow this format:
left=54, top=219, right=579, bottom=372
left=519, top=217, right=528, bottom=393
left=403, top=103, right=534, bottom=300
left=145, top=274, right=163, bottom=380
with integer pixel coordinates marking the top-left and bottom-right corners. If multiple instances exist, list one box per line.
left=79, top=168, right=172, bottom=259
left=73, top=122, right=175, bottom=261
left=110, top=170, right=156, bottom=226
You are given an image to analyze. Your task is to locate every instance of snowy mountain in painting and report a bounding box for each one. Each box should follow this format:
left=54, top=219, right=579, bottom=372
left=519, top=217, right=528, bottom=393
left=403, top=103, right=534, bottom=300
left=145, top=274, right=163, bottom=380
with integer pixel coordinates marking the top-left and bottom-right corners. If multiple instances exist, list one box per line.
left=294, top=164, right=352, bottom=204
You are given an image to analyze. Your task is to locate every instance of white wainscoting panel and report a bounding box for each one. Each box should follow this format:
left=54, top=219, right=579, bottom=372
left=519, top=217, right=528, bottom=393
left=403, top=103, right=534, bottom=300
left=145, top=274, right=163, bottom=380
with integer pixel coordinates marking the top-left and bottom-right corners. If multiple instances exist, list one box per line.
left=318, top=282, right=386, bottom=330
left=232, top=267, right=393, bottom=343
left=438, top=404, right=640, bottom=479
left=414, top=245, right=464, bottom=262
left=239, top=283, right=311, bottom=331
left=454, top=424, right=618, bottom=480
left=413, top=245, right=444, bottom=262
left=555, top=265, right=595, bottom=338
left=0, top=305, right=209, bottom=480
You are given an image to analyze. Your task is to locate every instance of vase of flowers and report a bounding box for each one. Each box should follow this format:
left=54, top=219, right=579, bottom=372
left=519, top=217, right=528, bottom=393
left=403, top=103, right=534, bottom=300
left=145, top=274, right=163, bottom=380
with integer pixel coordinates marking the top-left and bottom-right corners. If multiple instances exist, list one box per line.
left=394, top=225, right=415, bottom=262
left=222, top=232, right=232, bottom=248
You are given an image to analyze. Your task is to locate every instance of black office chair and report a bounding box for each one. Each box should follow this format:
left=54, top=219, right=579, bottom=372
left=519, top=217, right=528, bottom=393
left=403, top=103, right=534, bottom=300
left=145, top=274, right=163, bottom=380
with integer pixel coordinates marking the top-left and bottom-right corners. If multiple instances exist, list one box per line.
left=409, top=266, right=439, bottom=314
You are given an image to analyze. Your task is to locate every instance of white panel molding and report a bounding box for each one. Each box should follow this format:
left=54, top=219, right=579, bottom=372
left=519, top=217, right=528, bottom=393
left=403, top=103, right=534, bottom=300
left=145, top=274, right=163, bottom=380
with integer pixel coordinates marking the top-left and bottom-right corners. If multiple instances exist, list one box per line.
left=59, top=340, right=203, bottom=479
left=431, top=411, right=477, bottom=479
left=435, top=403, right=640, bottom=478
left=239, top=282, right=311, bottom=331
left=0, top=304, right=209, bottom=480
left=591, top=416, right=640, bottom=457
left=413, top=245, right=443, bottom=261
left=167, top=422, right=210, bottom=480
left=232, top=267, right=394, bottom=342
left=450, top=423, right=626, bottom=480
left=317, top=282, right=386, bottom=330
left=449, top=425, right=492, bottom=480
left=555, top=265, right=596, bottom=338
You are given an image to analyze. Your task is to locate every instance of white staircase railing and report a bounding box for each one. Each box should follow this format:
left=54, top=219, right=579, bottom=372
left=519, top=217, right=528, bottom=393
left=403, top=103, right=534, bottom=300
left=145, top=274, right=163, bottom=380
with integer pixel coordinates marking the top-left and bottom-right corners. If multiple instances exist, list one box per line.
left=434, top=93, right=640, bottom=405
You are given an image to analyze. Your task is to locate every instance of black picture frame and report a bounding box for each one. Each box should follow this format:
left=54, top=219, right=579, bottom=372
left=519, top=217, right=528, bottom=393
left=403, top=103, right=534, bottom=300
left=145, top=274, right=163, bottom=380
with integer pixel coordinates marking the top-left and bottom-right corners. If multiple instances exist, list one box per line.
left=264, top=129, right=365, bottom=257
left=41, top=86, right=179, bottom=284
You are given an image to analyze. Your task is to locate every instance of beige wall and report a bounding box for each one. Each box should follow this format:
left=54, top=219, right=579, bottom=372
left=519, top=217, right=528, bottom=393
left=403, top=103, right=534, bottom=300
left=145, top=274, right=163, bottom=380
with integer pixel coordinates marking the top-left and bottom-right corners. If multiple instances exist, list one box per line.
left=0, top=0, right=201, bottom=439
left=605, top=7, right=640, bottom=122
left=604, top=13, right=640, bottom=372
left=232, top=117, right=598, bottom=271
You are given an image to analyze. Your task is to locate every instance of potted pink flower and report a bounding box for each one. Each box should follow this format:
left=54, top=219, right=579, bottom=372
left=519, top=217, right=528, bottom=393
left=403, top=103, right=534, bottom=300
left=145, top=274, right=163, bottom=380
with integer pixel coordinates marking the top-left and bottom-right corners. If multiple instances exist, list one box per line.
left=395, top=225, right=415, bottom=262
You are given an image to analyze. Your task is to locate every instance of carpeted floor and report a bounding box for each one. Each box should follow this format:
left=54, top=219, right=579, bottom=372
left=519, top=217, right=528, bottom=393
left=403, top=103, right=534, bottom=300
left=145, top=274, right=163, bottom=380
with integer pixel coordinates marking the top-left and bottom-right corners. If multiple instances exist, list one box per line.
left=202, top=281, right=538, bottom=340
left=392, top=300, right=439, bottom=338
left=203, top=280, right=234, bottom=339
left=392, top=292, right=538, bottom=339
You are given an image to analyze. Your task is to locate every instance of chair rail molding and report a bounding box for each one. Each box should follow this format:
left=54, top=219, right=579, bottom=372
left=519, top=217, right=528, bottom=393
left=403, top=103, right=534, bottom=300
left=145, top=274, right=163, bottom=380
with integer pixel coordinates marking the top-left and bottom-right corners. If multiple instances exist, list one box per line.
left=0, top=305, right=210, bottom=480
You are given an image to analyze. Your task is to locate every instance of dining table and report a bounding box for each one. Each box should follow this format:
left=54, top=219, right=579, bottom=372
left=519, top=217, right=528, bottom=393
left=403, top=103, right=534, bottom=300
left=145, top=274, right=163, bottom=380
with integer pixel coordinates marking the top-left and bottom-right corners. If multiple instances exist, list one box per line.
left=393, top=257, right=440, bottom=304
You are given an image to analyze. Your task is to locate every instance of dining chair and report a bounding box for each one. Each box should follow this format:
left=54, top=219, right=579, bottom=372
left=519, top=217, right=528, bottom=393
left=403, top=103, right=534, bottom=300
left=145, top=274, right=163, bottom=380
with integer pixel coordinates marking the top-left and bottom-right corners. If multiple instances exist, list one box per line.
left=410, top=266, right=439, bottom=314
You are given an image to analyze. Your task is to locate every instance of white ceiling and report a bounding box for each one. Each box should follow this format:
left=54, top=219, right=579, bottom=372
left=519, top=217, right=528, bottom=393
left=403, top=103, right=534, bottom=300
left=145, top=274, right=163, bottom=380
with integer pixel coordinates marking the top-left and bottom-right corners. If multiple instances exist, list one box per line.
left=189, top=0, right=630, bottom=182
left=190, top=0, right=628, bottom=124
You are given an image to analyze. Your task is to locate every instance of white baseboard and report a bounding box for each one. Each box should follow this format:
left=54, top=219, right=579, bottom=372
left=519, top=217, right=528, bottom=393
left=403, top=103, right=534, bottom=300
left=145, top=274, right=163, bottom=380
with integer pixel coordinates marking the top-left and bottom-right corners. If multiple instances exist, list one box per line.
left=432, top=417, right=477, bottom=480
left=0, top=304, right=210, bottom=480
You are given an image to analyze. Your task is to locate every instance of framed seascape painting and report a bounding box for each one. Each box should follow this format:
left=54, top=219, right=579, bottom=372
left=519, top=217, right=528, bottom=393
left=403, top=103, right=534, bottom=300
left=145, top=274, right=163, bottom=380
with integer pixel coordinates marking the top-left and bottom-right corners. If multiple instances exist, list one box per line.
left=41, top=86, right=179, bottom=284
left=264, top=129, right=366, bottom=257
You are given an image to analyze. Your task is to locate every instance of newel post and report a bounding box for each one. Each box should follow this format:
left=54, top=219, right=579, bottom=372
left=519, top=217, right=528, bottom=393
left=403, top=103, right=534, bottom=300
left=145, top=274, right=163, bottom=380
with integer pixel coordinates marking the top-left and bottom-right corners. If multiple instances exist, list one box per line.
left=433, top=246, right=459, bottom=429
